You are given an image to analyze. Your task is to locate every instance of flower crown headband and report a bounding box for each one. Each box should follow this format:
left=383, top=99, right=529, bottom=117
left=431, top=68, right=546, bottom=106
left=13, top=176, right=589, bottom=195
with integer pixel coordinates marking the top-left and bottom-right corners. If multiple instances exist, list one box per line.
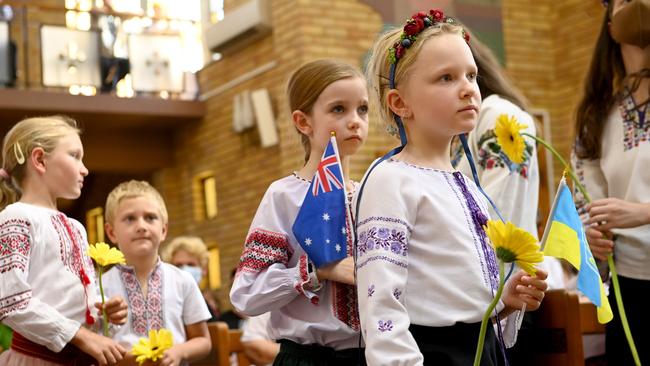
left=386, top=9, right=470, bottom=145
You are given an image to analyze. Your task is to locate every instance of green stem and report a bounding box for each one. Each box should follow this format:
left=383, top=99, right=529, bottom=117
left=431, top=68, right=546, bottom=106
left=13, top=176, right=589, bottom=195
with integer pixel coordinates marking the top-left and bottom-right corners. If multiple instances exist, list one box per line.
left=474, top=261, right=505, bottom=366
left=608, top=255, right=641, bottom=366
left=523, top=132, right=640, bottom=365
left=98, top=266, right=109, bottom=337
left=522, top=133, right=591, bottom=202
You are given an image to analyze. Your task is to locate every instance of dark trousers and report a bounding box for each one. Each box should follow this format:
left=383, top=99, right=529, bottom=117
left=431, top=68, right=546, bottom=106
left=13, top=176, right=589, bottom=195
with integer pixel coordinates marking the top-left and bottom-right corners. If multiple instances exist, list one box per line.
left=411, top=322, right=504, bottom=366
left=606, top=275, right=650, bottom=366
left=273, top=339, right=366, bottom=366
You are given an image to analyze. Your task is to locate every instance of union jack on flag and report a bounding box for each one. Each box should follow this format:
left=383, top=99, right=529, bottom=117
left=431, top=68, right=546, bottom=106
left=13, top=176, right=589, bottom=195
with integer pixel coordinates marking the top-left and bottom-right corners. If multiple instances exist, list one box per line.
left=312, top=152, right=344, bottom=196
left=292, top=135, right=351, bottom=267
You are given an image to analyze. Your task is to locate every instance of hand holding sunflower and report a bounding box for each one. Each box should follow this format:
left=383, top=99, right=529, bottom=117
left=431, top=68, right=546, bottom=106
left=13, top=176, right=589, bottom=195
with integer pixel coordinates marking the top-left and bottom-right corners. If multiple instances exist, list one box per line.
left=88, top=242, right=126, bottom=336
left=132, top=329, right=174, bottom=366
left=473, top=220, right=544, bottom=366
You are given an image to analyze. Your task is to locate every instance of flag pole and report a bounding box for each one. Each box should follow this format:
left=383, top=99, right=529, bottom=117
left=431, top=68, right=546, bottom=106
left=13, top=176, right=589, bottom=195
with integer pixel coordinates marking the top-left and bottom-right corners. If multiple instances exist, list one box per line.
left=539, top=172, right=567, bottom=252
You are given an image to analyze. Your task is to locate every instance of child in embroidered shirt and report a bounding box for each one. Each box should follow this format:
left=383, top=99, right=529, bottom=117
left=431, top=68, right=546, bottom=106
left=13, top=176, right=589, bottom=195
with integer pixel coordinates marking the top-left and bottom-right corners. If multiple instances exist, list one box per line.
left=573, top=1, right=650, bottom=364
left=0, top=116, right=127, bottom=365
left=356, top=11, right=548, bottom=366
left=102, top=180, right=212, bottom=366
left=230, top=59, right=369, bottom=366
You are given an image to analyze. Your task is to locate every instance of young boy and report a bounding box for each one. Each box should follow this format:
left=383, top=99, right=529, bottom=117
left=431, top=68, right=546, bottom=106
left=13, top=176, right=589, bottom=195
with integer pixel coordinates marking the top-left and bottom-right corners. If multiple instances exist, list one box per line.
left=102, top=180, right=211, bottom=366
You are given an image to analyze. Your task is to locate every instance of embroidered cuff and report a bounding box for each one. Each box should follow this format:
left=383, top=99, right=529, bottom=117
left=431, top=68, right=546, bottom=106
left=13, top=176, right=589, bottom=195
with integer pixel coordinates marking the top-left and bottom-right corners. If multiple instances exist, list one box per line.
left=294, top=255, right=320, bottom=305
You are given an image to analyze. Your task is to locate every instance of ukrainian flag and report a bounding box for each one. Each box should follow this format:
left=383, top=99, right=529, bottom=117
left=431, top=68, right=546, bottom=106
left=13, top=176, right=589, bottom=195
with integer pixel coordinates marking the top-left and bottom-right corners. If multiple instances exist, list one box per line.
left=541, top=178, right=613, bottom=324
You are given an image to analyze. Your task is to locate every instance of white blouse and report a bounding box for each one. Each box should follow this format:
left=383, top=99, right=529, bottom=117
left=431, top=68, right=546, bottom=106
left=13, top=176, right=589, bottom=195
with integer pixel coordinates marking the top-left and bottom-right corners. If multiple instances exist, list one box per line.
left=101, top=261, right=211, bottom=349
left=572, top=95, right=650, bottom=280
left=0, top=202, right=99, bottom=352
left=355, top=159, right=518, bottom=366
left=454, top=94, right=565, bottom=289
left=230, top=174, right=361, bottom=350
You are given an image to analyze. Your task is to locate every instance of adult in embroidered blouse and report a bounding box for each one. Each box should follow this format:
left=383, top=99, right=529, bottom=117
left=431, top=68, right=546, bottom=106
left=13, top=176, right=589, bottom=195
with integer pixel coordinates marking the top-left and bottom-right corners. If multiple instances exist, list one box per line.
left=573, top=1, right=650, bottom=364
left=230, top=59, right=369, bottom=365
left=359, top=16, right=548, bottom=366
left=102, top=180, right=212, bottom=366
left=0, top=116, right=127, bottom=365
left=452, top=35, right=565, bottom=289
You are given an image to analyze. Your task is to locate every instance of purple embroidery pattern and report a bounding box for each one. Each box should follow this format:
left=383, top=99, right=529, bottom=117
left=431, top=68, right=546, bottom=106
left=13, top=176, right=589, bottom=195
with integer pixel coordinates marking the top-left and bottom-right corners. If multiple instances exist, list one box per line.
left=619, top=92, right=649, bottom=151
left=378, top=320, right=393, bottom=332
left=357, top=256, right=407, bottom=269
left=357, top=227, right=408, bottom=257
left=358, top=216, right=412, bottom=232
left=368, top=284, right=375, bottom=298
left=451, top=172, right=499, bottom=292
left=393, top=288, right=402, bottom=300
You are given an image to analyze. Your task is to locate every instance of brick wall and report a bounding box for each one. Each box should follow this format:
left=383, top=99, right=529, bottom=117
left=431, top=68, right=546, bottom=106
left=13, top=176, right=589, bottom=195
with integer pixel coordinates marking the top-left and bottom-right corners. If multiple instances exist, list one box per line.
left=502, top=0, right=604, bottom=185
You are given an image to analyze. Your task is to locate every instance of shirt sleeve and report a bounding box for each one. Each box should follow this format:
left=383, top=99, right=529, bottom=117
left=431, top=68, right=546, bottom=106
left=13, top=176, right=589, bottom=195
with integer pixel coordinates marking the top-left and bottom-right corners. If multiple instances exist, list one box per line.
left=181, top=270, right=212, bottom=325
left=0, top=214, right=81, bottom=352
left=230, top=187, right=320, bottom=316
left=468, top=97, right=539, bottom=230
left=355, top=165, right=423, bottom=366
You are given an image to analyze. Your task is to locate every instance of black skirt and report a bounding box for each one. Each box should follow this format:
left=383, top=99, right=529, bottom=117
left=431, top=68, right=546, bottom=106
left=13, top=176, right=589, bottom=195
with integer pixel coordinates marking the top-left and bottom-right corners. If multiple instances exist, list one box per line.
left=273, top=339, right=366, bottom=366
left=410, top=322, right=505, bottom=366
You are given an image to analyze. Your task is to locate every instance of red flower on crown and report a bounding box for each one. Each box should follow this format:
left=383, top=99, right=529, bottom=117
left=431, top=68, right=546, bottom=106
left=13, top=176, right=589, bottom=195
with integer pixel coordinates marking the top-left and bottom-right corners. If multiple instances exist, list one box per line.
left=430, top=9, right=444, bottom=22
left=404, top=17, right=424, bottom=36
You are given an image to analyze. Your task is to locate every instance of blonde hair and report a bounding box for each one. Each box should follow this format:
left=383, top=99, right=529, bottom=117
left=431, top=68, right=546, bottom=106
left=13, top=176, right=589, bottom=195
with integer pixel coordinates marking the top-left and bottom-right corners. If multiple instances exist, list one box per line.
left=287, top=59, right=364, bottom=162
left=161, top=236, right=209, bottom=267
left=366, top=23, right=464, bottom=136
left=0, top=115, right=80, bottom=210
left=105, top=180, right=169, bottom=225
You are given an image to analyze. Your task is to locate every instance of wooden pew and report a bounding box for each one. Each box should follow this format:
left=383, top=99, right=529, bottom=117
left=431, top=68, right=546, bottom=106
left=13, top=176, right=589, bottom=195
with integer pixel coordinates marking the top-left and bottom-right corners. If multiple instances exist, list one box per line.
left=192, top=321, right=250, bottom=366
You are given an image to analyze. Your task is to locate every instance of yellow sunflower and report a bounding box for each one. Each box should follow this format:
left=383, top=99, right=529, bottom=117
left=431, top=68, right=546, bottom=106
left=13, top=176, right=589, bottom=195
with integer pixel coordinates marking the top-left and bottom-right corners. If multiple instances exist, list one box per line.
left=87, top=242, right=125, bottom=267
left=132, top=328, right=174, bottom=365
left=484, top=220, right=543, bottom=275
left=494, top=114, right=527, bottom=164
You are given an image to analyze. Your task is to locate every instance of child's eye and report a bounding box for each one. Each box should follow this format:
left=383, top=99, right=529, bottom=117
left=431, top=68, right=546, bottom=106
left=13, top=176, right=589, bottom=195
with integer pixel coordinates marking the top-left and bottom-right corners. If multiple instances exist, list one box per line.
left=440, top=74, right=452, bottom=82
left=145, top=214, right=158, bottom=222
left=124, top=215, right=135, bottom=222
left=467, top=72, right=478, bottom=82
left=332, top=105, right=344, bottom=113
left=358, top=105, right=369, bottom=115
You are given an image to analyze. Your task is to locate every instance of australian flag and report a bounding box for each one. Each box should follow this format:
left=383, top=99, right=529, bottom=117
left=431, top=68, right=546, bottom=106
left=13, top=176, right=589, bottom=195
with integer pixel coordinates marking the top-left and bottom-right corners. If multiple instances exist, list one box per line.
left=292, top=135, right=350, bottom=268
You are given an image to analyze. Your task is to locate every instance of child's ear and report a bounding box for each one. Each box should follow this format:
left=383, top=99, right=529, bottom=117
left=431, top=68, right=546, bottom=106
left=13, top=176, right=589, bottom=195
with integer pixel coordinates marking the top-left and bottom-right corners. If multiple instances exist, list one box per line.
left=104, top=222, right=118, bottom=243
left=292, top=110, right=312, bottom=136
left=387, top=89, right=412, bottom=119
left=30, top=147, right=47, bottom=175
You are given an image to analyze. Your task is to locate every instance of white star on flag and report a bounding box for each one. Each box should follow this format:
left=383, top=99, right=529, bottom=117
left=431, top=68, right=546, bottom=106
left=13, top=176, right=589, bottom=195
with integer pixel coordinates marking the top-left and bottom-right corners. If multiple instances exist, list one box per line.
left=335, top=244, right=341, bottom=252
left=322, top=213, right=330, bottom=221
left=305, top=238, right=312, bottom=246
left=341, top=227, right=346, bottom=235
left=326, top=239, right=330, bottom=244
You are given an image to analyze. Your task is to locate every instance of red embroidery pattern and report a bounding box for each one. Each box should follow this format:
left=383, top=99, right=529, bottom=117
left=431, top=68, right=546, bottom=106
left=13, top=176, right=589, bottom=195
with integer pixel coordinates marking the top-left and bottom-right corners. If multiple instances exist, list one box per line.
left=332, top=219, right=360, bottom=331
left=51, top=215, right=95, bottom=279
left=0, top=290, right=32, bottom=320
left=52, top=214, right=96, bottom=325
left=294, top=255, right=319, bottom=305
left=120, top=265, right=164, bottom=336
left=238, top=229, right=293, bottom=273
left=0, top=219, right=31, bottom=274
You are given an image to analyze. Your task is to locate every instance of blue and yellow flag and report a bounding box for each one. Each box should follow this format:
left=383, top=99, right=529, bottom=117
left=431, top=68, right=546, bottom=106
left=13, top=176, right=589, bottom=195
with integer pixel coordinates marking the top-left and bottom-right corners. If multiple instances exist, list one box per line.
left=541, top=178, right=613, bottom=324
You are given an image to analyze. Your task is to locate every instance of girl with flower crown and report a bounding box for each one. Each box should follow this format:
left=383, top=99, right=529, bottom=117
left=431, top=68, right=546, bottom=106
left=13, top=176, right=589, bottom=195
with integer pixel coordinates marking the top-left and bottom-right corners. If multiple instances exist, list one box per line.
left=0, top=116, right=127, bottom=366
left=230, top=59, right=370, bottom=366
left=356, top=10, right=548, bottom=365
left=573, top=0, right=650, bottom=364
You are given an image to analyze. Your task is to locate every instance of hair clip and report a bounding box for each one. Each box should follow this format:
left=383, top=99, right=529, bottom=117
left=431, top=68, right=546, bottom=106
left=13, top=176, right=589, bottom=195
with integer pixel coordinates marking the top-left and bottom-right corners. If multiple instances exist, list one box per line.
left=14, top=143, right=25, bottom=165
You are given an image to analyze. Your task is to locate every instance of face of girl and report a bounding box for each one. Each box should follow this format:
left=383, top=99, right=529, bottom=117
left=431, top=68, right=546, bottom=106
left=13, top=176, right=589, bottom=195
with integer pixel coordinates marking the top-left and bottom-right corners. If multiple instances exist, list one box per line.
left=304, top=76, right=370, bottom=158
left=42, top=132, right=89, bottom=200
left=396, top=33, right=481, bottom=143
